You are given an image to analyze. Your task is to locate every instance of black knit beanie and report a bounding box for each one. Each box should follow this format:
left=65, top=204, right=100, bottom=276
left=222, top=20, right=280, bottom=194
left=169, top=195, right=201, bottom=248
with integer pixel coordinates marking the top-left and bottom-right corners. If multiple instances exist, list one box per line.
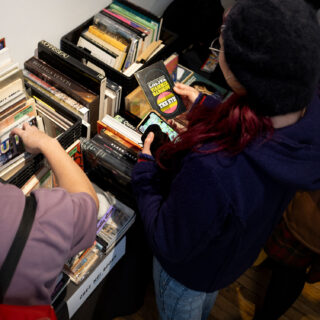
left=223, top=0, right=320, bottom=116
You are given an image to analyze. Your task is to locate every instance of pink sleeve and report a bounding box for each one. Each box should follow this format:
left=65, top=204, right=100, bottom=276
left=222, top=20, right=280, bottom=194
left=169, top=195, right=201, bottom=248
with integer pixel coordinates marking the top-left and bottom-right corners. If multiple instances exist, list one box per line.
left=32, top=188, right=98, bottom=257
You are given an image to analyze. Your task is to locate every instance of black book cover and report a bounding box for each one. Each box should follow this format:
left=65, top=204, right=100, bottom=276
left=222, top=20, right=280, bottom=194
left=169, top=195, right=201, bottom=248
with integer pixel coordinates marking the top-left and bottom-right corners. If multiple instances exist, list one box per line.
left=37, top=40, right=106, bottom=95
left=82, top=138, right=132, bottom=187
left=37, top=40, right=106, bottom=131
left=99, top=129, right=138, bottom=163
left=134, top=60, right=186, bottom=119
left=24, top=56, right=99, bottom=109
left=90, top=135, right=133, bottom=176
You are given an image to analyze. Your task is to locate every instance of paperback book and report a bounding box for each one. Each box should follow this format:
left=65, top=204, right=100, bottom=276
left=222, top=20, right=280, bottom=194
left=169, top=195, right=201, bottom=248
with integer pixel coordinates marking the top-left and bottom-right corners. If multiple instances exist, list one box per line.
left=134, top=60, right=186, bottom=119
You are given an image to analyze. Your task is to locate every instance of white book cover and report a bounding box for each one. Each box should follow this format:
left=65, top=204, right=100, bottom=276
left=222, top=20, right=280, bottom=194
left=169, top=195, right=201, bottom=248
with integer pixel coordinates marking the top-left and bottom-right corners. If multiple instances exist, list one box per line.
left=101, top=114, right=142, bottom=146
left=0, top=78, right=24, bottom=108
left=0, top=61, right=19, bottom=78
left=0, top=48, right=12, bottom=69
left=77, top=36, right=117, bottom=68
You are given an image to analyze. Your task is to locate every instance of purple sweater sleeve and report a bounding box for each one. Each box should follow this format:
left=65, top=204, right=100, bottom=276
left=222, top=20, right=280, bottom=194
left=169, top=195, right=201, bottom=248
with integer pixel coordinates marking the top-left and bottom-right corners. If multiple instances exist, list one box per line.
left=190, top=92, right=223, bottom=112
left=132, top=154, right=230, bottom=263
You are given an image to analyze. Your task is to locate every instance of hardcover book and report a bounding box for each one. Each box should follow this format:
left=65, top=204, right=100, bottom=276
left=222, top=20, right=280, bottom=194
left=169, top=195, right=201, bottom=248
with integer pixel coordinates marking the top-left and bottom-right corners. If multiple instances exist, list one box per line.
left=81, top=137, right=132, bottom=187
left=134, top=60, right=186, bottom=119
left=99, top=128, right=138, bottom=164
left=93, top=12, right=143, bottom=69
left=24, top=57, right=99, bottom=109
left=100, top=114, right=142, bottom=148
left=37, top=40, right=106, bottom=131
left=23, top=70, right=90, bottom=122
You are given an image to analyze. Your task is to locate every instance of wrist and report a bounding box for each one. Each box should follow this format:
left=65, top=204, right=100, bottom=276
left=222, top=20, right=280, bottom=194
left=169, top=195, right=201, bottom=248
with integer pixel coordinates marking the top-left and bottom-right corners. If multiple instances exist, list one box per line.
left=39, top=137, right=60, bottom=156
left=137, top=152, right=155, bottom=162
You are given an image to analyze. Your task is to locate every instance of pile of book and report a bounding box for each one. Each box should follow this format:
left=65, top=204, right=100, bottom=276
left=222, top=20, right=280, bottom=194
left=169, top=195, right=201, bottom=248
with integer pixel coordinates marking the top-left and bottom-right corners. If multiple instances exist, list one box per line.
left=82, top=113, right=141, bottom=190
left=23, top=40, right=123, bottom=138
left=0, top=46, right=41, bottom=182
left=76, top=0, right=163, bottom=76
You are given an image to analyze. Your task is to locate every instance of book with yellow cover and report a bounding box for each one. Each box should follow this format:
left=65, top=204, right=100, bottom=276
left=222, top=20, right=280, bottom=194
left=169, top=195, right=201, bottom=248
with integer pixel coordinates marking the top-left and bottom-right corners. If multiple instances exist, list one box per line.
left=88, top=25, right=128, bottom=53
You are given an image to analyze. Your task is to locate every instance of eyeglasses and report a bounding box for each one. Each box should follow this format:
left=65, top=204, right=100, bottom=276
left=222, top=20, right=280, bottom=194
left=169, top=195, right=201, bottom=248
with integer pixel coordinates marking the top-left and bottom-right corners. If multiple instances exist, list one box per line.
left=209, top=37, right=223, bottom=55
left=209, top=24, right=225, bottom=55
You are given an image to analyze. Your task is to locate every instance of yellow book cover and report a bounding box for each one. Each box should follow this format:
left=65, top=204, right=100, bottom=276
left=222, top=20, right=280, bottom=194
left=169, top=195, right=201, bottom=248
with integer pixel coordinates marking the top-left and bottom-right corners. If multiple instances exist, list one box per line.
left=88, top=25, right=128, bottom=52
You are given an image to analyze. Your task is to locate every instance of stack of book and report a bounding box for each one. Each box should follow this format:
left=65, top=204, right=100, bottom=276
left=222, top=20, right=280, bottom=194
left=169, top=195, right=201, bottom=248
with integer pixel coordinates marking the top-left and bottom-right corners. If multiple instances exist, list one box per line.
left=76, top=0, right=164, bottom=76
left=22, top=40, right=109, bottom=137
left=0, top=46, right=41, bottom=182
left=80, top=113, right=141, bottom=195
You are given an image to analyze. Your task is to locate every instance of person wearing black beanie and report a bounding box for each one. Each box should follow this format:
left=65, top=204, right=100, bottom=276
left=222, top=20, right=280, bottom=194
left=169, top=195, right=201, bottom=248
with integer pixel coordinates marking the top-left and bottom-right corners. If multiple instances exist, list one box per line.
left=222, top=0, right=320, bottom=116
left=132, top=1, right=320, bottom=319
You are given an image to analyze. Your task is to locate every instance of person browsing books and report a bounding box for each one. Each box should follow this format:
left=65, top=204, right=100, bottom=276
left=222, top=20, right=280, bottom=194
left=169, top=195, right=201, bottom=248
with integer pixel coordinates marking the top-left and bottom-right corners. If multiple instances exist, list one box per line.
left=0, top=123, right=99, bottom=305
left=131, top=0, right=320, bottom=319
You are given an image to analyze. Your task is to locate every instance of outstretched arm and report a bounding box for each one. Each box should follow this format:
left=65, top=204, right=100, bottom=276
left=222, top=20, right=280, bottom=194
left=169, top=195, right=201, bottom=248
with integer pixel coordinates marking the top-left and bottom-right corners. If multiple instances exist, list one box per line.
left=11, top=123, right=99, bottom=209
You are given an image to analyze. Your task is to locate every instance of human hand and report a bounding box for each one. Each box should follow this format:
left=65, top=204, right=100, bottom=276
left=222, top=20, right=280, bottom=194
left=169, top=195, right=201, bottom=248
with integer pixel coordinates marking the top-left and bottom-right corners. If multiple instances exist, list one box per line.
left=11, top=122, right=53, bottom=154
left=141, top=132, right=154, bottom=156
left=173, top=82, right=200, bottom=111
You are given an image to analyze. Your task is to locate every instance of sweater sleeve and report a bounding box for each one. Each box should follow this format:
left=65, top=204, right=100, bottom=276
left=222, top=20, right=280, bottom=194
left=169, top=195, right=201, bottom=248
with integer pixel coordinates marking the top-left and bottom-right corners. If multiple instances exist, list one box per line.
left=190, top=92, right=223, bottom=112
left=131, top=154, right=231, bottom=263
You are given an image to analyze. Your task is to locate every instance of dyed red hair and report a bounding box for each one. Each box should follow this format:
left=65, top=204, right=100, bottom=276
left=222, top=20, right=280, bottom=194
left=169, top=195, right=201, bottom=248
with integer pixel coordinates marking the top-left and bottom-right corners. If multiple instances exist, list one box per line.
left=156, top=93, right=274, bottom=170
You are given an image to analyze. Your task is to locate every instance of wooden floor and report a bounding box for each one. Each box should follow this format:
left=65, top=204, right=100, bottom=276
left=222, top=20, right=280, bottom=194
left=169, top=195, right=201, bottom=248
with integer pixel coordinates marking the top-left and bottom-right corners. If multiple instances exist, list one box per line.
left=114, top=265, right=320, bottom=320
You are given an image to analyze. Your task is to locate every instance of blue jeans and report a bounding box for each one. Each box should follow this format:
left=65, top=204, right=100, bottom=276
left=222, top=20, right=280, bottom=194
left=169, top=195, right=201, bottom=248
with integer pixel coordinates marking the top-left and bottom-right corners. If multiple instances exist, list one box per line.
left=153, top=257, right=218, bottom=320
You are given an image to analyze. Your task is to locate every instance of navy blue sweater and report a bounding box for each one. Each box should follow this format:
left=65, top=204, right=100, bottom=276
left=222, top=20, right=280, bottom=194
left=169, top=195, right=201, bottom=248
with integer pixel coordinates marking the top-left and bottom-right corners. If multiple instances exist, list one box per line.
left=132, top=93, right=320, bottom=292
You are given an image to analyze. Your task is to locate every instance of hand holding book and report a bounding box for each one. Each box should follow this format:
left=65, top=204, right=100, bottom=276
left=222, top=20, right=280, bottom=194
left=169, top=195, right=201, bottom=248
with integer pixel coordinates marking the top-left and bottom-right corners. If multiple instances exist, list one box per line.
left=173, top=82, right=200, bottom=112
left=11, top=122, right=51, bottom=155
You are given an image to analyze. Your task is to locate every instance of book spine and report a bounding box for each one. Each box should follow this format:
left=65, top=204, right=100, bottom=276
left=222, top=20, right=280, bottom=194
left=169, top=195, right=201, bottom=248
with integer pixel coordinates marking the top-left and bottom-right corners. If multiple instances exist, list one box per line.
left=23, top=71, right=89, bottom=121
left=38, top=40, right=107, bottom=129
left=24, top=57, right=97, bottom=107
left=88, top=25, right=127, bottom=52
left=0, top=99, right=36, bottom=131
left=92, top=134, right=135, bottom=169
left=82, top=138, right=132, bottom=179
left=99, top=130, right=138, bottom=163
left=77, top=36, right=118, bottom=69
left=113, top=0, right=161, bottom=23
left=94, top=12, right=142, bottom=68
left=98, top=120, right=142, bottom=149
left=0, top=97, right=27, bottom=121
left=113, top=0, right=161, bottom=39
left=37, top=41, right=107, bottom=120
left=102, top=9, right=148, bottom=36
left=108, top=4, right=156, bottom=42
left=98, top=10, right=146, bottom=39
left=114, top=114, right=136, bottom=130
left=0, top=78, right=24, bottom=107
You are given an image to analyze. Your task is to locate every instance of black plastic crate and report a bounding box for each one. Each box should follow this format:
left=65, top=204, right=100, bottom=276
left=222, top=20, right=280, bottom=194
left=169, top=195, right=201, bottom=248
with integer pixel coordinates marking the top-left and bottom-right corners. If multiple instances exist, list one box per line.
left=1, top=83, right=82, bottom=188
left=60, top=17, right=178, bottom=108
left=25, top=83, right=82, bottom=150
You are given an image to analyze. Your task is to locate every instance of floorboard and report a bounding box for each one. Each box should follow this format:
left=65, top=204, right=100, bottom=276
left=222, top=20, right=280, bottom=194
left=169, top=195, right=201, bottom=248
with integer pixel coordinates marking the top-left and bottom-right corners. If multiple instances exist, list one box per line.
left=113, top=265, right=320, bottom=320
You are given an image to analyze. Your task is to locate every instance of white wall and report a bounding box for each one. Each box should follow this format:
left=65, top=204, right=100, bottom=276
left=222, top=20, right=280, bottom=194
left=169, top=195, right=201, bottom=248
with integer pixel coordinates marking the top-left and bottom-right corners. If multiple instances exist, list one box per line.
left=0, top=0, right=112, bottom=67
left=0, top=0, right=176, bottom=68
left=1, top=0, right=237, bottom=68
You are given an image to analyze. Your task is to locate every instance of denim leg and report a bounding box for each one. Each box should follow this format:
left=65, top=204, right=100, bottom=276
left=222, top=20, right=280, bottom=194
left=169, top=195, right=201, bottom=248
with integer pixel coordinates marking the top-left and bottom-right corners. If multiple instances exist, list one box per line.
left=153, top=257, right=218, bottom=320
